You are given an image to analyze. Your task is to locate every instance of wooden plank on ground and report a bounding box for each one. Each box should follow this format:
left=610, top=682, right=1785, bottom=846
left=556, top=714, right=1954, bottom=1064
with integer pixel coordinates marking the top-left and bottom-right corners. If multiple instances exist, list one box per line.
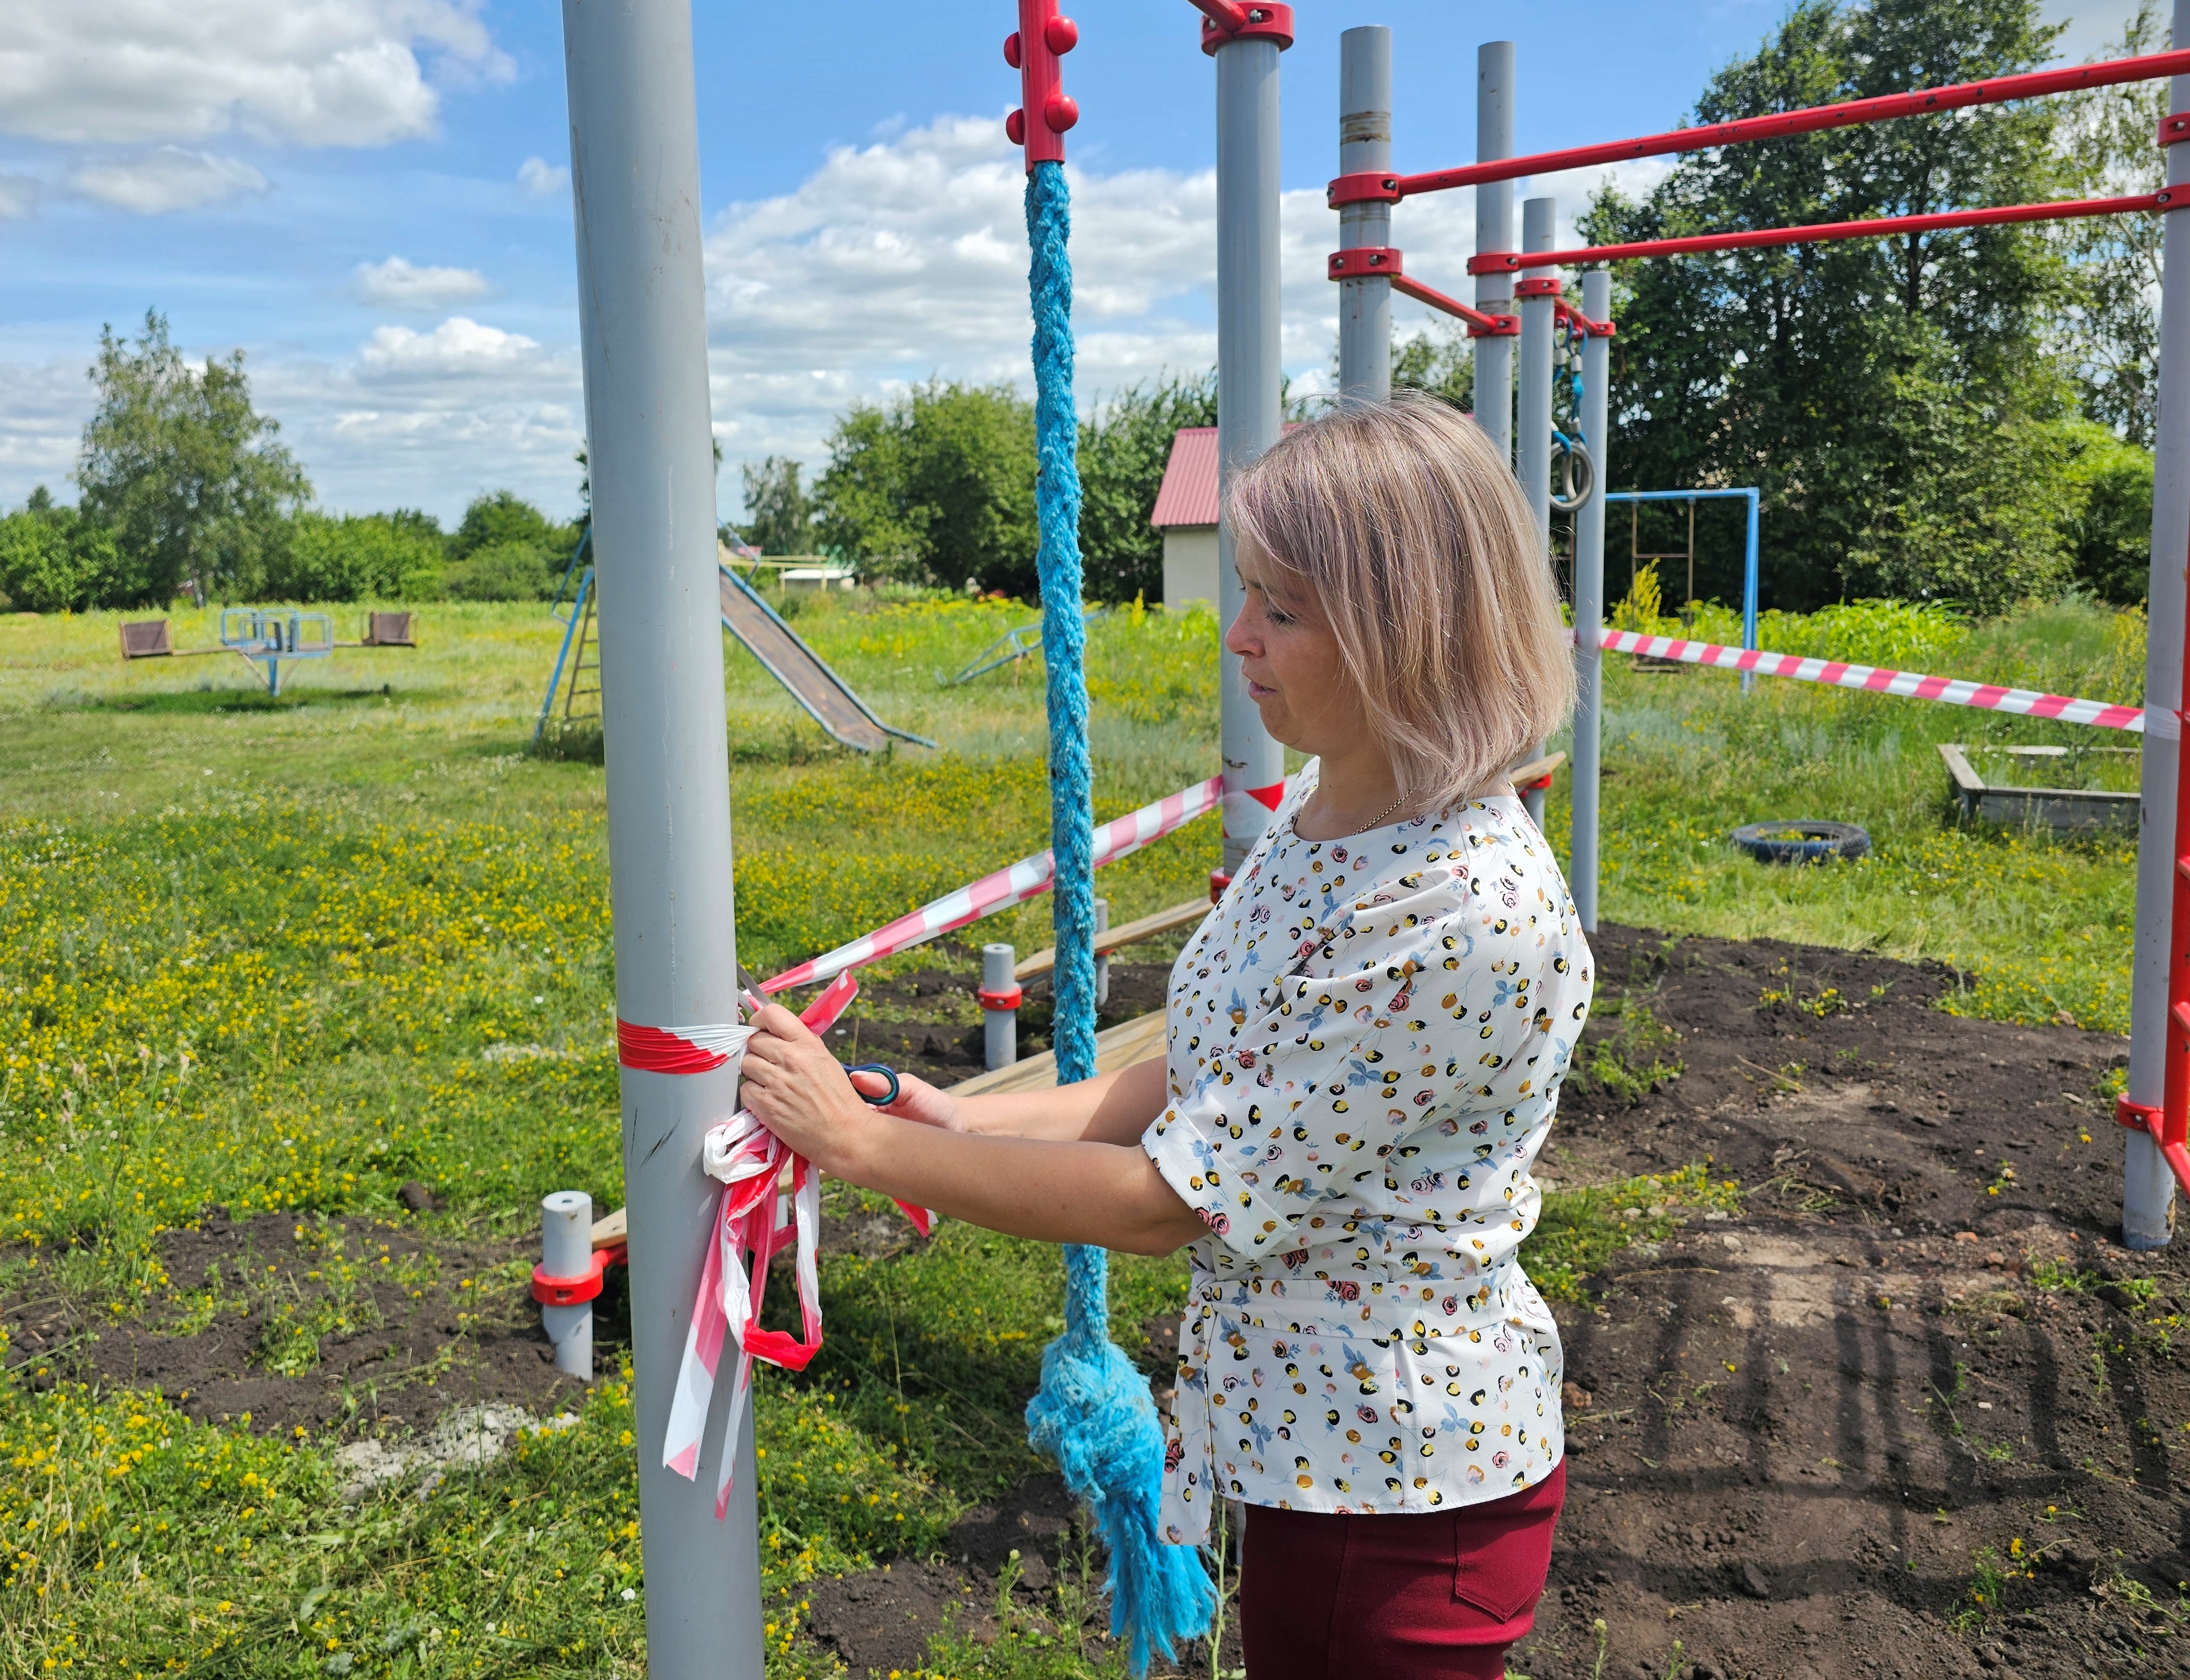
left=590, top=1205, right=627, bottom=1251
left=946, top=1008, right=1168, bottom=1098
left=1015, top=897, right=1212, bottom=983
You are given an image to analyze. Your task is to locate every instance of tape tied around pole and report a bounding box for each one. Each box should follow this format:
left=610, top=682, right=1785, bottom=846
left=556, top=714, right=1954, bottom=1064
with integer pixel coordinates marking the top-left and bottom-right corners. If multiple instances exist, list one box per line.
left=661, top=974, right=931, bottom=1519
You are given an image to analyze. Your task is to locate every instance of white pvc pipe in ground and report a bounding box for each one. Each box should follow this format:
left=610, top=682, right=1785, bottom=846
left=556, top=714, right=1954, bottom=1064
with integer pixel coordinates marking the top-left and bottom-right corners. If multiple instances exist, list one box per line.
left=541, top=1191, right=594, bottom=1381
left=983, top=942, right=1018, bottom=1071
left=2124, top=0, right=2190, bottom=1251
left=559, top=0, right=763, bottom=1668
left=1216, top=22, right=1289, bottom=877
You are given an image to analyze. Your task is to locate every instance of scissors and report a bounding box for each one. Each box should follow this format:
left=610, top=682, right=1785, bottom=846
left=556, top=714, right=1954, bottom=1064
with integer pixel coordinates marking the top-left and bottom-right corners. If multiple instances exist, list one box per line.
left=740, top=962, right=901, bottom=1108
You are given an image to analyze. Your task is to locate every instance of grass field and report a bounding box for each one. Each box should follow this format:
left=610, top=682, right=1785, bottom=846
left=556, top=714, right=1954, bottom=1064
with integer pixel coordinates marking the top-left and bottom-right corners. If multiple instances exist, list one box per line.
left=0, top=585, right=2153, bottom=1676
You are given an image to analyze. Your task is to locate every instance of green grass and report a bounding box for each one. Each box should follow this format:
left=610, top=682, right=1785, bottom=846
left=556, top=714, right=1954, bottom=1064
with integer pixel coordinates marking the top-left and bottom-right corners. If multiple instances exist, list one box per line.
left=0, top=587, right=2153, bottom=1675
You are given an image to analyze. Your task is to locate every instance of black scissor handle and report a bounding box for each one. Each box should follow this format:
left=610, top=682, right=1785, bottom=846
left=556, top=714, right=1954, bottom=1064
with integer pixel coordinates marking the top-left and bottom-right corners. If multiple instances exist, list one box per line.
left=845, top=1063, right=902, bottom=1106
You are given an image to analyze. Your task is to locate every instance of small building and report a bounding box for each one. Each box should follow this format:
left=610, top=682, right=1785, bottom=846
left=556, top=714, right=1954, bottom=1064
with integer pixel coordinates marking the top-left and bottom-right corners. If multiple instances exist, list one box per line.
left=1148, top=425, right=1298, bottom=607
left=1150, top=426, right=1221, bottom=607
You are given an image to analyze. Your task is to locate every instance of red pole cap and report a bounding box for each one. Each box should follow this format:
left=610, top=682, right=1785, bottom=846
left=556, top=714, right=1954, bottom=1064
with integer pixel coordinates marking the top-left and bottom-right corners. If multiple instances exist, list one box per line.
left=1008, top=1, right=1078, bottom=170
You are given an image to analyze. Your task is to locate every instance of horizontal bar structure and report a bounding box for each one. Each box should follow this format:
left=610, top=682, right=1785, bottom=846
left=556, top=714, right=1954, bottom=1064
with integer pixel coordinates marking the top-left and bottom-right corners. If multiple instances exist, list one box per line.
left=1600, top=627, right=2147, bottom=730
left=1330, top=47, right=2190, bottom=205
left=1469, top=191, right=2178, bottom=271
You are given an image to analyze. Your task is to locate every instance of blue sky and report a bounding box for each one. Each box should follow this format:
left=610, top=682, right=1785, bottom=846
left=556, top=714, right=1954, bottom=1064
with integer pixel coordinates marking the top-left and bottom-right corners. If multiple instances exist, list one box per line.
left=0, top=1, right=2144, bottom=526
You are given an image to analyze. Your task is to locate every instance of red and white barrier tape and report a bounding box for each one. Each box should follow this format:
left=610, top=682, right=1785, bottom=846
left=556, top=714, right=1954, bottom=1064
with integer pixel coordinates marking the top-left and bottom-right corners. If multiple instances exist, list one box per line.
left=1598, top=628, right=2147, bottom=732
left=761, top=773, right=1227, bottom=993
left=626, top=972, right=928, bottom=1516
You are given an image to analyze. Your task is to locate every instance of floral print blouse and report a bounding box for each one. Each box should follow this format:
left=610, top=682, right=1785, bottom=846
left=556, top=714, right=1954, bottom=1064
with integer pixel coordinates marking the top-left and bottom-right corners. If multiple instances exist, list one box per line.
left=1140, top=764, right=1593, bottom=1543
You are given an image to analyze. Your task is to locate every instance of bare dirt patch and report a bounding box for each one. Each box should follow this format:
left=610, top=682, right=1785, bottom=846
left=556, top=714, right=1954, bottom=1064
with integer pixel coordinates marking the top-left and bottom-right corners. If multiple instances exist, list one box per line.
left=4, top=1209, right=610, bottom=1438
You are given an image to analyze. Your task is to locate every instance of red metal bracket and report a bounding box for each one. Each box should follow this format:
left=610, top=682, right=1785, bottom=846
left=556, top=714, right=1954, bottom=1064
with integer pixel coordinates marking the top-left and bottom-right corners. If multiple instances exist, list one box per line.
left=1514, top=276, right=1564, bottom=298
left=977, top=984, right=1025, bottom=1013
left=2116, top=1091, right=2190, bottom=1198
left=1328, top=246, right=1403, bottom=279
left=1470, top=251, right=1523, bottom=276
left=1004, top=2, right=1080, bottom=169
left=1195, top=1, right=1293, bottom=54
left=1555, top=299, right=1617, bottom=338
left=1208, top=868, right=1232, bottom=902
left=532, top=1243, right=626, bottom=1308
left=1328, top=172, right=1403, bottom=208
left=2160, top=112, right=2190, bottom=146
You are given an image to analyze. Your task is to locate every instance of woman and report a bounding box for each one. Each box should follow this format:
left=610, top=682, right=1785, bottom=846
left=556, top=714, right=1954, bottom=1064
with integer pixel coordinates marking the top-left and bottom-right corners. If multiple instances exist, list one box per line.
left=740, top=393, right=1593, bottom=1680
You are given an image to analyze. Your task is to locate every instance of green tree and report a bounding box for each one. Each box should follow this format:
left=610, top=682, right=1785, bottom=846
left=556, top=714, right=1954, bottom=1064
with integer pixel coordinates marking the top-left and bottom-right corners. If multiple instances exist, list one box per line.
left=269, top=512, right=447, bottom=603
left=1077, top=370, right=1218, bottom=602
left=442, top=490, right=578, bottom=601
left=2056, top=1, right=2166, bottom=445
left=1392, top=324, right=1475, bottom=412
left=0, top=492, right=123, bottom=614
left=76, top=310, right=311, bottom=605
left=1587, top=0, right=2075, bottom=610
left=736, top=456, right=816, bottom=555
left=814, top=382, right=1037, bottom=594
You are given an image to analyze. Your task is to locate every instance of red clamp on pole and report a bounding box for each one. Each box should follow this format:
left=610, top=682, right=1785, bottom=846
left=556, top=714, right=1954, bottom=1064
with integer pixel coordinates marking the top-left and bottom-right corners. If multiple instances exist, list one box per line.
left=1004, top=2, right=1079, bottom=169
left=1328, top=246, right=1402, bottom=279
left=977, top=983, right=1025, bottom=1013
left=2160, top=112, right=2190, bottom=147
left=2117, top=1093, right=2190, bottom=1198
left=532, top=1243, right=626, bottom=1308
left=1208, top=869, right=1232, bottom=902
left=1193, top=1, right=1294, bottom=54
left=1514, top=276, right=1564, bottom=299
left=1328, top=172, right=1403, bottom=207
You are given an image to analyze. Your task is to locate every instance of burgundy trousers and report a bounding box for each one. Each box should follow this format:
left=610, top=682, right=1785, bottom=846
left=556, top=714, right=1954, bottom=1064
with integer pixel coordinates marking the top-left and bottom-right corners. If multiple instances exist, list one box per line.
left=1238, top=1463, right=1566, bottom=1680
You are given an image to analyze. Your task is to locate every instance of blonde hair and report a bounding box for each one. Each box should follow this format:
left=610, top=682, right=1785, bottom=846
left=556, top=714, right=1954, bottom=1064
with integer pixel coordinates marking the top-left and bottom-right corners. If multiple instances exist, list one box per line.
left=1225, top=392, right=1575, bottom=813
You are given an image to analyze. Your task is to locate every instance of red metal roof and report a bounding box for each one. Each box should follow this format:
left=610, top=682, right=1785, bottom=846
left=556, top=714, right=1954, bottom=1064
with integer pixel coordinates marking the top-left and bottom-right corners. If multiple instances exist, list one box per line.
left=1150, top=427, right=1219, bottom=529
left=1148, top=424, right=1302, bottom=529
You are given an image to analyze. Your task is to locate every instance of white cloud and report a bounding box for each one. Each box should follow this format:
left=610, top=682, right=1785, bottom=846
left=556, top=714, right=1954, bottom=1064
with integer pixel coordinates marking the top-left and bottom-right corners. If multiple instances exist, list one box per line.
left=356, top=316, right=567, bottom=384
left=354, top=255, right=490, bottom=309
left=0, top=360, right=89, bottom=493
left=67, top=147, right=269, bottom=213
left=517, top=156, right=568, bottom=197
left=0, top=0, right=509, bottom=149
left=0, top=177, right=36, bottom=220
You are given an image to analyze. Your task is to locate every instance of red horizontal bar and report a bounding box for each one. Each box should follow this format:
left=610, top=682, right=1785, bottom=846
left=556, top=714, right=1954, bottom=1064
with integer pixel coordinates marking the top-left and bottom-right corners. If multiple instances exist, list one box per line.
left=1389, top=271, right=1511, bottom=335
left=1469, top=190, right=2176, bottom=271
left=1343, top=48, right=2190, bottom=203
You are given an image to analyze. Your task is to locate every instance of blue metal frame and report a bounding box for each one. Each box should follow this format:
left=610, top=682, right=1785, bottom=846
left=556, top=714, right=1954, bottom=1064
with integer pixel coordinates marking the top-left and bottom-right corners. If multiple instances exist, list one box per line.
left=1603, top=487, right=1761, bottom=688
left=533, top=563, right=594, bottom=747
left=219, top=607, right=334, bottom=697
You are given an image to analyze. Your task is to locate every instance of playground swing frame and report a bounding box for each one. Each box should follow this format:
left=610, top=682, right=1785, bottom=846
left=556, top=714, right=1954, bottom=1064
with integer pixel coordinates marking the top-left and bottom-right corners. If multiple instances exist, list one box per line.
left=1323, top=23, right=2190, bottom=1250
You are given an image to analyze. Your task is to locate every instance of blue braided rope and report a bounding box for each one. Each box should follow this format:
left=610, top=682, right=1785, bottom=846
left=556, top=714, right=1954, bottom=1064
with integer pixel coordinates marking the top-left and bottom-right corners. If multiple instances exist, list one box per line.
left=1018, top=158, right=1216, bottom=1680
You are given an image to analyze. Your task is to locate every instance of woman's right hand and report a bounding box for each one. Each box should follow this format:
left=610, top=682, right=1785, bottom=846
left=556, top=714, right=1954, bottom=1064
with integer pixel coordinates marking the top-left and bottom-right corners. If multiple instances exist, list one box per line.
left=848, top=1068, right=968, bottom=1132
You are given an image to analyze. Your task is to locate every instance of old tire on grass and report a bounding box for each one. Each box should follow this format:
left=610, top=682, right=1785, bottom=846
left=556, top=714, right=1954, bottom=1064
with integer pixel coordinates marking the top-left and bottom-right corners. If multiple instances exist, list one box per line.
left=1730, top=820, right=1870, bottom=865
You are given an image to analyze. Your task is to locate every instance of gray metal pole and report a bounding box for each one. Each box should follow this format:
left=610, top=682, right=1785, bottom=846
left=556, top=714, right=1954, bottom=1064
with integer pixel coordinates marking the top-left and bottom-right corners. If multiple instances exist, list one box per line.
left=2124, top=3, right=2190, bottom=1252
left=1516, top=197, right=1558, bottom=830
left=1571, top=270, right=1610, bottom=933
left=1474, top=42, right=1515, bottom=467
left=559, top=0, right=763, bottom=1669
left=1216, top=29, right=1288, bottom=875
left=1337, top=26, right=1392, bottom=402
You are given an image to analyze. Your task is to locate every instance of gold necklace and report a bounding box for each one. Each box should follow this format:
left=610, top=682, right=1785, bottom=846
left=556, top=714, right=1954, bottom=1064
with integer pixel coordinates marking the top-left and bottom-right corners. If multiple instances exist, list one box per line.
left=1365, top=790, right=1408, bottom=829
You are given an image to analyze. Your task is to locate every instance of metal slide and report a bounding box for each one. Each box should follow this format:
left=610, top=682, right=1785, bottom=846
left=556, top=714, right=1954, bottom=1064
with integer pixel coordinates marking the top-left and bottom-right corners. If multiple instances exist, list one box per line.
left=716, top=562, right=935, bottom=752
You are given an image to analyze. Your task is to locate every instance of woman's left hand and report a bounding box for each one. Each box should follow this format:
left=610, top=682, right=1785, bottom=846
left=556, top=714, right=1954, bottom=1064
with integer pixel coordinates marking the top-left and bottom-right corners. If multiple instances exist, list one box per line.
left=737, top=1003, right=877, bottom=1175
